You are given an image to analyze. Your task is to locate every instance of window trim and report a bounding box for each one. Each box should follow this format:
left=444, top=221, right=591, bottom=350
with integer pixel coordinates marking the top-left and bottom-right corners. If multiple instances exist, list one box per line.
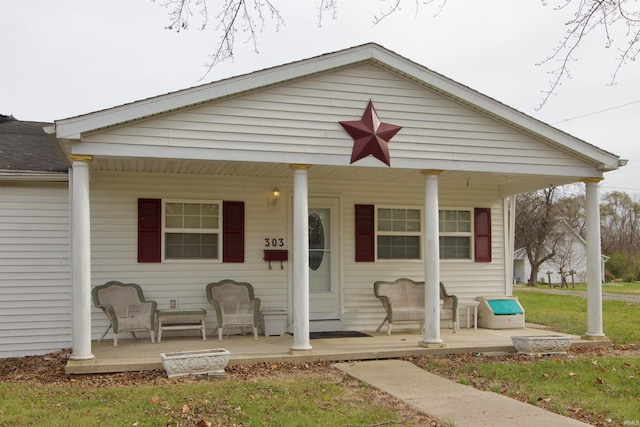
left=438, top=207, right=473, bottom=261
left=162, top=199, right=222, bottom=262
left=375, top=205, right=423, bottom=261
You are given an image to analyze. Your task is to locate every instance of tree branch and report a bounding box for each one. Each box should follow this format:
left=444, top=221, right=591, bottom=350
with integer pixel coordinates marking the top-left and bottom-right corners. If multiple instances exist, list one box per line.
left=537, top=0, right=640, bottom=109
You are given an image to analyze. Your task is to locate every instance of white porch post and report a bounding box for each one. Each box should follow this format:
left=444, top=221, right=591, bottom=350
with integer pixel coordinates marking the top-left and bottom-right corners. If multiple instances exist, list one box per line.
left=290, top=164, right=312, bottom=352
left=420, top=170, right=444, bottom=346
left=583, top=178, right=606, bottom=339
left=69, top=156, right=95, bottom=360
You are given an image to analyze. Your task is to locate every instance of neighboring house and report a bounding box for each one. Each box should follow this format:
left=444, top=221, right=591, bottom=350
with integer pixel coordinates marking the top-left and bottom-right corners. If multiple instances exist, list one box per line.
left=513, top=221, right=609, bottom=286
left=0, top=44, right=622, bottom=359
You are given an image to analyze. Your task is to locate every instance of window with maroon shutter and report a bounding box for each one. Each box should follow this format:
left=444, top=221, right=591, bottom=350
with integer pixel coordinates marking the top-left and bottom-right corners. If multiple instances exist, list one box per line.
left=354, top=204, right=375, bottom=262
left=223, top=201, right=245, bottom=263
left=474, top=208, right=492, bottom=262
left=138, top=198, right=161, bottom=263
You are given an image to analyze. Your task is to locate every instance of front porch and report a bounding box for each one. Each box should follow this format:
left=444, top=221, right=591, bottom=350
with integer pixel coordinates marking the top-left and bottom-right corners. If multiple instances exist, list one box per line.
left=65, top=327, right=606, bottom=375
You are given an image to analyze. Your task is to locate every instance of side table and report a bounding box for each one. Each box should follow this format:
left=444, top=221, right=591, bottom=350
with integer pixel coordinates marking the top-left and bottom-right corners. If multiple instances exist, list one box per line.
left=157, top=308, right=207, bottom=343
left=458, top=300, right=480, bottom=330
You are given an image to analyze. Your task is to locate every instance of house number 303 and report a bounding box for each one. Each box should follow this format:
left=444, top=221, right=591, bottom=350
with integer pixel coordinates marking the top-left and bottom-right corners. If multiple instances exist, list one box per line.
left=265, top=238, right=285, bottom=247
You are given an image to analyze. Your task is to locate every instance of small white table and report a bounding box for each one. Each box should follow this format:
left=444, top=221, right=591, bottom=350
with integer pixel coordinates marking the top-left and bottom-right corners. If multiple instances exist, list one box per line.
left=156, top=308, right=207, bottom=342
left=458, top=300, right=480, bottom=330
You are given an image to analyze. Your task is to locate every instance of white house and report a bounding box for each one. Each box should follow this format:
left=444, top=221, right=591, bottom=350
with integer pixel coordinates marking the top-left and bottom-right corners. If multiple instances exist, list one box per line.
left=513, top=221, right=609, bottom=286
left=0, top=44, right=622, bottom=359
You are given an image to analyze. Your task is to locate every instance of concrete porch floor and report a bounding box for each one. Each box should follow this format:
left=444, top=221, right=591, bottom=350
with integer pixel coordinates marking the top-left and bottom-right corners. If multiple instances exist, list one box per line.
left=65, top=326, right=607, bottom=375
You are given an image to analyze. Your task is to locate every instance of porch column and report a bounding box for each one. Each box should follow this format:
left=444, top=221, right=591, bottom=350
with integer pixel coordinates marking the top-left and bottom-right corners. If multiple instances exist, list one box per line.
left=583, top=178, right=607, bottom=339
left=69, top=156, right=95, bottom=360
left=420, top=170, right=444, bottom=347
left=290, top=164, right=312, bottom=352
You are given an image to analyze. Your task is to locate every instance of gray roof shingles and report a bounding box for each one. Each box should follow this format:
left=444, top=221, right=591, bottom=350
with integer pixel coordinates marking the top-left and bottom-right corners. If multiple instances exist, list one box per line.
left=0, top=114, right=68, bottom=173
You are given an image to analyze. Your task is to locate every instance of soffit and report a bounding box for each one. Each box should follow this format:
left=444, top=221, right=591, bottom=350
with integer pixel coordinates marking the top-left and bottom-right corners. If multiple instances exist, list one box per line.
left=91, top=157, right=578, bottom=195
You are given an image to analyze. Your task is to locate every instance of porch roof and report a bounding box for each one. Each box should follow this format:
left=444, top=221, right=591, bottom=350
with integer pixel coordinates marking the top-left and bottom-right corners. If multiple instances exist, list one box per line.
left=65, top=328, right=604, bottom=375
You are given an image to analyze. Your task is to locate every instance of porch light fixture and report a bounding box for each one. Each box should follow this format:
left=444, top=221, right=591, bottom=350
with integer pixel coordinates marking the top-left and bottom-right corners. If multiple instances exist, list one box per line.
left=268, top=185, right=281, bottom=207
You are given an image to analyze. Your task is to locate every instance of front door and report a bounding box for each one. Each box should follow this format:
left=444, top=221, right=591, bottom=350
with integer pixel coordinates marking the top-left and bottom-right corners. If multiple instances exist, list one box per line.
left=308, top=197, right=341, bottom=328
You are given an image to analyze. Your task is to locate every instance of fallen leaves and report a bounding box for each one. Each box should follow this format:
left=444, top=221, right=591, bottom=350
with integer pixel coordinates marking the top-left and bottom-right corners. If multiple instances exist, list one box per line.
left=2, top=345, right=638, bottom=427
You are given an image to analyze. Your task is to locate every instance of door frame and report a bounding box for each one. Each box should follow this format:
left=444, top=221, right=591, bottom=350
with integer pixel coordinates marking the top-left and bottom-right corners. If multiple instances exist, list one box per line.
left=287, top=194, right=344, bottom=332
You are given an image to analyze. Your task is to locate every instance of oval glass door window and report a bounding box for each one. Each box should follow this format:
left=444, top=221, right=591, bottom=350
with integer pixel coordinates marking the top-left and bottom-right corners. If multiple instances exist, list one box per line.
left=308, top=212, right=325, bottom=271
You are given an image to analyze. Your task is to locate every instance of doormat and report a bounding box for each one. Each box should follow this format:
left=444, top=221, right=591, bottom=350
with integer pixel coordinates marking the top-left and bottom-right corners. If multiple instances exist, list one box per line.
left=309, top=331, right=371, bottom=339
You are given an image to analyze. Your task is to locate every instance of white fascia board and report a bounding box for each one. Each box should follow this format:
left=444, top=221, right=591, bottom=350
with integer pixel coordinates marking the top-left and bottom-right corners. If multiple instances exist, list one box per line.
left=0, top=171, right=69, bottom=182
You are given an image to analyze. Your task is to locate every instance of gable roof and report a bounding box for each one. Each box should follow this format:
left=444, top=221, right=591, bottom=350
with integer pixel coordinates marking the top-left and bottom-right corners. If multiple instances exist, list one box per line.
left=0, top=115, right=68, bottom=179
left=53, top=43, right=621, bottom=173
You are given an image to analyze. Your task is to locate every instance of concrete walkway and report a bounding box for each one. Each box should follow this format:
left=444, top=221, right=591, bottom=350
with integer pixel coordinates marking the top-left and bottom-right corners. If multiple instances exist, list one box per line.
left=334, top=359, right=592, bottom=426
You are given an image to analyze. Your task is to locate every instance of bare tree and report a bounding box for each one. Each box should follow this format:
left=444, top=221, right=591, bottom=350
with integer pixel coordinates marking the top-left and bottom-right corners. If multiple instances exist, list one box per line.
left=515, top=187, right=564, bottom=286
left=157, top=0, right=286, bottom=75
left=548, top=224, right=586, bottom=288
left=156, top=0, right=640, bottom=106
left=537, top=0, right=640, bottom=109
left=556, top=191, right=586, bottom=236
left=600, top=191, right=640, bottom=257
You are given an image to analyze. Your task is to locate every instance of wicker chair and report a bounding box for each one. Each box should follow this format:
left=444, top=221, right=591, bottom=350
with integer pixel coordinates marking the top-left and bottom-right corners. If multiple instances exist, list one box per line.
left=206, top=279, right=261, bottom=341
left=92, top=281, right=157, bottom=347
left=439, top=282, right=459, bottom=332
left=373, top=278, right=458, bottom=335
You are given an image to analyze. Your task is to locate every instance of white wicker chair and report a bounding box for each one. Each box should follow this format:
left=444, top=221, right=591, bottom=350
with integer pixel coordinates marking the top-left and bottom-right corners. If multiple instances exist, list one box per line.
left=206, top=279, right=261, bottom=341
left=374, top=278, right=458, bottom=335
left=92, top=281, right=157, bottom=347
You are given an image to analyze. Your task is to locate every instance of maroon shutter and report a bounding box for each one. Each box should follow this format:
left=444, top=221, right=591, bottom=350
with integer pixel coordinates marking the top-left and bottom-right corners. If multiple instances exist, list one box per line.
left=223, top=201, right=244, bottom=263
left=474, top=208, right=491, bottom=262
left=138, top=198, right=161, bottom=263
left=355, top=204, right=375, bottom=262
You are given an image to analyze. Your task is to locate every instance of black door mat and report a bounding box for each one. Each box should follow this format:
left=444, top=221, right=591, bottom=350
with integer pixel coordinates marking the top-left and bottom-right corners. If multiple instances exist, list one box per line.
left=309, top=331, right=371, bottom=339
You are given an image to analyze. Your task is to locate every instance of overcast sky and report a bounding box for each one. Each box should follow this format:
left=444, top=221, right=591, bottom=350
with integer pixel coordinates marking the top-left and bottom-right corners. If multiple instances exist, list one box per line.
left=1, top=0, right=639, bottom=197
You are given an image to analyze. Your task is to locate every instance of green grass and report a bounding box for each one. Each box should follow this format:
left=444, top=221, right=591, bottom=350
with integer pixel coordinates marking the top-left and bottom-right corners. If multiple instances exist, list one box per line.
left=518, top=281, right=640, bottom=295
left=0, top=377, right=404, bottom=426
left=514, top=291, right=640, bottom=344
left=449, top=356, right=640, bottom=422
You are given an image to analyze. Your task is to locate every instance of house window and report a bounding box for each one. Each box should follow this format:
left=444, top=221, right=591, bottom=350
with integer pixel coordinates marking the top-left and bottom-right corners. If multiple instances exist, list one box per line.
left=376, top=208, right=421, bottom=260
left=164, top=201, right=220, bottom=260
left=354, top=204, right=490, bottom=263
left=439, top=209, right=471, bottom=260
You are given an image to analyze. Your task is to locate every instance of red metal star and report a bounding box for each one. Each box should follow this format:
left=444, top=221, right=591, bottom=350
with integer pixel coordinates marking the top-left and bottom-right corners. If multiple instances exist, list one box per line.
left=339, top=100, right=402, bottom=166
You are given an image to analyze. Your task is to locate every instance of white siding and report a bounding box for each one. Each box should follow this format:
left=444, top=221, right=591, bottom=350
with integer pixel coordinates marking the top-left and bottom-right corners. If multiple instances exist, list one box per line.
left=0, top=182, right=71, bottom=357
left=80, top=63, right=589, bottom=176
left=88, top=171, right=506, bottom=335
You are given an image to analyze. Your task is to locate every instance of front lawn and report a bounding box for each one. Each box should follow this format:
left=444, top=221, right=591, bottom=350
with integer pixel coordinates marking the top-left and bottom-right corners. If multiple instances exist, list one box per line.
left=411, top=291, right=640, bottom=426
left=515, top=290, right=640, bottom=344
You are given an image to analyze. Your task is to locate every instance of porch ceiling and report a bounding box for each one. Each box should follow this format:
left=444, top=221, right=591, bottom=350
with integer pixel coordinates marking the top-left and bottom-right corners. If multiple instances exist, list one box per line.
left=92, top=157, right=579, bottom=195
